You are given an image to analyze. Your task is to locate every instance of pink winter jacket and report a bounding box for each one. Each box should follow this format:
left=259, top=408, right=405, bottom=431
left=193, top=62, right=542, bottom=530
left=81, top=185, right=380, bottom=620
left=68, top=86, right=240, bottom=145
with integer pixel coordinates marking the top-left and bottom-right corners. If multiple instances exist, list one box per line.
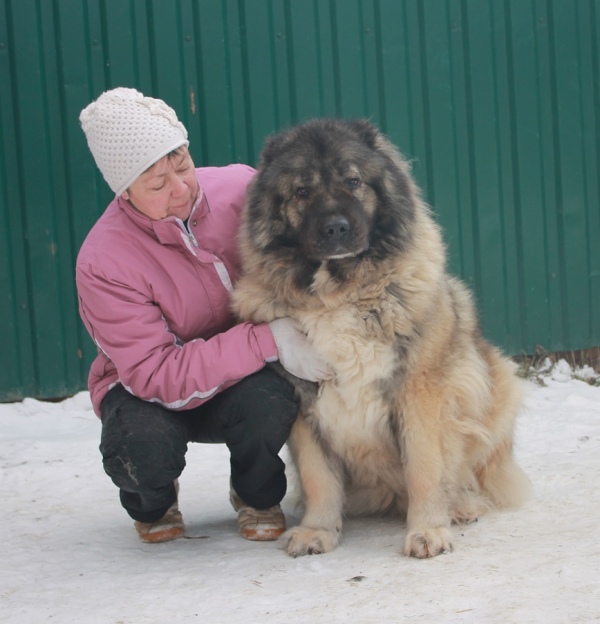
left=76, top=164, right=278, bottom=418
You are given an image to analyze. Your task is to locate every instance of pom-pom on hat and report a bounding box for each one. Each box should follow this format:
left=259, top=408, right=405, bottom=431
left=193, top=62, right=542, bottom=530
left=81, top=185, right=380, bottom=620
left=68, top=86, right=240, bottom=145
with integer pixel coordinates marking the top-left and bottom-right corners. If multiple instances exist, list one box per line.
left=79, top=87, right=189, bottom=195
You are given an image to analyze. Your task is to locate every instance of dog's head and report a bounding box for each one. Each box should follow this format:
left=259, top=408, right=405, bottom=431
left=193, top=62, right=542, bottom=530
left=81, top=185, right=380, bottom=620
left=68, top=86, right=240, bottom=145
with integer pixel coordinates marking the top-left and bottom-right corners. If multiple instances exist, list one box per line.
left=245, top=118, right=419, bottom=270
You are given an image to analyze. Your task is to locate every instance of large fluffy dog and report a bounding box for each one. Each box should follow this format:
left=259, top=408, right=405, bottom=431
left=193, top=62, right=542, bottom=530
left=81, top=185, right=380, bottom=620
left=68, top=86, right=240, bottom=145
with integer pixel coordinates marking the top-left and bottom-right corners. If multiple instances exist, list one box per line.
left=232, top=119, right=529, bottom=558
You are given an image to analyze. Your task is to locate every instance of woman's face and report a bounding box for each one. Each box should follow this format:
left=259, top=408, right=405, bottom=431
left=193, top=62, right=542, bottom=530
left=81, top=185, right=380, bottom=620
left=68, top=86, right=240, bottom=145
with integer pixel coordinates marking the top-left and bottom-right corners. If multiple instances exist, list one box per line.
left=122, top=148, right=198, bottom=221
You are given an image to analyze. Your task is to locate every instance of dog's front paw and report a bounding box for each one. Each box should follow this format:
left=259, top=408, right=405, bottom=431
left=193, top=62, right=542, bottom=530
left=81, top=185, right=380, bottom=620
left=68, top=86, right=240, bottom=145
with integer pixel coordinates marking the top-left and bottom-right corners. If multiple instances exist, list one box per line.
left=404, top=527, right=453, bottom=558
left=279, top=526, right=340, bottom=557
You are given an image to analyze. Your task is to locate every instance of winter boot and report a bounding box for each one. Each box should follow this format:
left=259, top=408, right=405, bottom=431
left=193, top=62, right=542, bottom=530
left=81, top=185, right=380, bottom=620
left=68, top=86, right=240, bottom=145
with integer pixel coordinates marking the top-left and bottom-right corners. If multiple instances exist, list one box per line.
left=134, top=481, right=184, bottom=543
left=229, top=487, right=286, bottom=541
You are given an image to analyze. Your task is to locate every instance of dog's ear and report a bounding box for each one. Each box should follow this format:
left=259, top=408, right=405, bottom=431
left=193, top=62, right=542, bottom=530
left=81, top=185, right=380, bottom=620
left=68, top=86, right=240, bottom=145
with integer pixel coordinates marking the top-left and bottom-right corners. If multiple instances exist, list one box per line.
left=259, top=124, right=303, bottom=168
left=342, top=119, right=380, bottom=149
left=259, top=132, right=286, bottom=168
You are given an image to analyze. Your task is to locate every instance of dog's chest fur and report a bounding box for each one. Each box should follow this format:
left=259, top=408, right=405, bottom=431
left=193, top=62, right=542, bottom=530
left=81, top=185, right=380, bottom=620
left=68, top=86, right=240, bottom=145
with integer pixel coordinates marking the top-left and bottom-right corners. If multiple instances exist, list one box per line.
left=297, top=298, right=404, bottom=473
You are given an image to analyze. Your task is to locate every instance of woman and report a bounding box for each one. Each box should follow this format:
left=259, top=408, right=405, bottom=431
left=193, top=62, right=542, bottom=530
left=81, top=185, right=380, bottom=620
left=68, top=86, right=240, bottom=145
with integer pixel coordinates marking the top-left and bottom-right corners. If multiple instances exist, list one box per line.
left=77, top=88, right=329, bottom=544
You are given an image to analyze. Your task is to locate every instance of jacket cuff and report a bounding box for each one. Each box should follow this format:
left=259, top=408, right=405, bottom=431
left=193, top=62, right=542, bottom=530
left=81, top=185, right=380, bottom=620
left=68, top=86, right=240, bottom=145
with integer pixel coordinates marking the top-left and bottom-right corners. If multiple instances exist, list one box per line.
left=253, top=323, right=279, bottom=362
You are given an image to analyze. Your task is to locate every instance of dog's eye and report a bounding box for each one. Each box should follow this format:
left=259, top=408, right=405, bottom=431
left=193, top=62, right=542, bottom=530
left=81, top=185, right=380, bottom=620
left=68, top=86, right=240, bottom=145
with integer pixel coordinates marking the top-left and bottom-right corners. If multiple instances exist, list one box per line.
left=296, top=186, right=310, bottom=199
left=345, top=177, right=362, bottom=189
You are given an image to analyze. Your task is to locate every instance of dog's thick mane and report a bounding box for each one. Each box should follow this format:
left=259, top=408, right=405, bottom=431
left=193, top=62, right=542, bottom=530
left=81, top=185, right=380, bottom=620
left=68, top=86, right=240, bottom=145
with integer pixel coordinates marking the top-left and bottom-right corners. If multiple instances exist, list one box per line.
left=236, top=119, right=445, bottom=316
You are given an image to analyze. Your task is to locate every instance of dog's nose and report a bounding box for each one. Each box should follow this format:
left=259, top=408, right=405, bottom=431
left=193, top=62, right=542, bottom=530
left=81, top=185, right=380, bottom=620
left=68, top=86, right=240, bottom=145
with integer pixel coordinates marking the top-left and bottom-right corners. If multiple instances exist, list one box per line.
left=323, top=216, right=350, bottom=239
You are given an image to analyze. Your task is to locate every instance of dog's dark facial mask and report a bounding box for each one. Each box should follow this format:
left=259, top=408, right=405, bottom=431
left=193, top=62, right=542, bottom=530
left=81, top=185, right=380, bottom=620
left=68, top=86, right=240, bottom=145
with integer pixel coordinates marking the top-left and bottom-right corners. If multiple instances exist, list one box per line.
left=293, top=164, right=372, bottom=262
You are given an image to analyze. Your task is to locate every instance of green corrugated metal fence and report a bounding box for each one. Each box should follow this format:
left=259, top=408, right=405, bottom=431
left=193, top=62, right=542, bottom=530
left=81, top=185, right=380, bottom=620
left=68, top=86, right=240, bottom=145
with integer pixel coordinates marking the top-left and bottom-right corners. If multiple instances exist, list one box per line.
left=1, top=0, right=599, bottom=401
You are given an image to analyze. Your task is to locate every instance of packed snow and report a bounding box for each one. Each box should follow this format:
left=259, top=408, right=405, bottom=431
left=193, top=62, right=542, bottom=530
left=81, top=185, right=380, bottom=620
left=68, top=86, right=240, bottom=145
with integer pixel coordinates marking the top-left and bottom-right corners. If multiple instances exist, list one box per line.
left=1, top=360, right=599, bottom=624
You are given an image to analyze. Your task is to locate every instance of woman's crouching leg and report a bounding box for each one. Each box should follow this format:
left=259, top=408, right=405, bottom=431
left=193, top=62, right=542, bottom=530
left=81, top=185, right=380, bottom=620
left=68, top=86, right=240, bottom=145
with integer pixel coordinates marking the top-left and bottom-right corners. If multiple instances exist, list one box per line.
left=99, top=385, right=188, bottom=523
left=196, top=367, right=299, bottom=511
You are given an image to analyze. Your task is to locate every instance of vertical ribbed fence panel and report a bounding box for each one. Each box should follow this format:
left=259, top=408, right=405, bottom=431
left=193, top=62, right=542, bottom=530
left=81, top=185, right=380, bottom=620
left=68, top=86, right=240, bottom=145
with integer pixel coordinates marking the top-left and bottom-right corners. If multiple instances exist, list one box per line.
left=1, top=0, right=598, bottom=401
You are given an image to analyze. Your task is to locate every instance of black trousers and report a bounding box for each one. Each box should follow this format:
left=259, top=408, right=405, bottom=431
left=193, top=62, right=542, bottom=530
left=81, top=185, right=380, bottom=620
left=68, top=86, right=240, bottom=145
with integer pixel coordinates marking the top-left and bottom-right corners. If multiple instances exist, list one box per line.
left=99, top=368, right=299, bottom=523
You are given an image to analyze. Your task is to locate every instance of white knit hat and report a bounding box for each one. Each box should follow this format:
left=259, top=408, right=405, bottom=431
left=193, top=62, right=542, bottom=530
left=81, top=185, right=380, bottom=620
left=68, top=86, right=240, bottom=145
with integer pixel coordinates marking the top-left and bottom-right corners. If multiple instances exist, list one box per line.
left=79, top=87, right=189, bottom=195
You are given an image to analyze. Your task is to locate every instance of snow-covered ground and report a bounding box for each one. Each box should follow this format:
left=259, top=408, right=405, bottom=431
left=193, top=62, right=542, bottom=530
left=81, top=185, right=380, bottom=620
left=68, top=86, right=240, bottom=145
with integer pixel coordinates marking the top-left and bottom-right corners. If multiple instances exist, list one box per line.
left=1, top=360, right=599, bottom=624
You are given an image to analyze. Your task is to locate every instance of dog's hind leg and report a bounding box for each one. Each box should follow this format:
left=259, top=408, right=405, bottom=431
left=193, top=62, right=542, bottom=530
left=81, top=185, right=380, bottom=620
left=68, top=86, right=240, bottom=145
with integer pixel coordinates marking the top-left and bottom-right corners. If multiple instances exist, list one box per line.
left=475, top=439, right=530, bottom=510
left=475, top=351, right=530, bottom=510
left=280, top=416, right=344, bottom=557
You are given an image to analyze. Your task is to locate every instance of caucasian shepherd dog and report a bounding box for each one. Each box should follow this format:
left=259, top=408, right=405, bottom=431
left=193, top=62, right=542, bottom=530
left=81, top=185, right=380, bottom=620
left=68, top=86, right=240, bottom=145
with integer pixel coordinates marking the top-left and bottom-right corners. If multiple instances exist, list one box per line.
left=232, top=119, right=529, bottom=558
